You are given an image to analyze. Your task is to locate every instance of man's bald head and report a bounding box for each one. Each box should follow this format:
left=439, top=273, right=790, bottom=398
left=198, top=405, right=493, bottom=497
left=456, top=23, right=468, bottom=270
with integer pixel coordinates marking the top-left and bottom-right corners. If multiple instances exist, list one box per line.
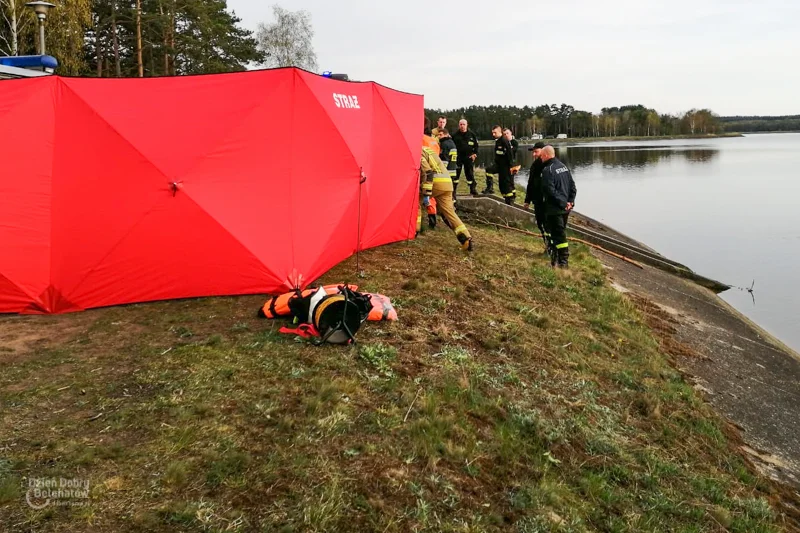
left=541, top=145, right=556, bottom=161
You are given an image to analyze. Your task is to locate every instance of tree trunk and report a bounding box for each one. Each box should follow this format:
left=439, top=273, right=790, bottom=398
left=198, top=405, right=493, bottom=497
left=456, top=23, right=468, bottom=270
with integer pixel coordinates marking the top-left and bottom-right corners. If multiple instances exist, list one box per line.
left=112, top=0, right=121, bottom=77
left=96, top=17, right=102, bottom=77
left=10, top=0, right=18, bottom=56
left=136, top=0, right=144, bottom=77
left=159, top=1, right=168, bottom=75
left=170, top=0, right=176, bottom=75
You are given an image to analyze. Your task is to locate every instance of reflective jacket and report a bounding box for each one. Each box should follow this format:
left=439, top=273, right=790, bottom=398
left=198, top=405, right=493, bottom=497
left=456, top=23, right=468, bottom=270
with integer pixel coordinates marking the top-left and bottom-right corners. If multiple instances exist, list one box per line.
left=438, top=136, right=458, bottom=178
left=541, top=157, right=577, bottom=215
left=494, top=137, right=514, bottom=169
left=453, top=130, right=479, bottom=160
left=420, top=146, right=453, bottom=195
left=422, top=134, right=440, bottom=156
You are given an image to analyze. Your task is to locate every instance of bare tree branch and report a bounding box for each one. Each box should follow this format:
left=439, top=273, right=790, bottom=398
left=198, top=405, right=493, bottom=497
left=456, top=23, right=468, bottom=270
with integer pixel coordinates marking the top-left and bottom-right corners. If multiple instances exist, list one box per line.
left=255, top=4, right=317, bottom=71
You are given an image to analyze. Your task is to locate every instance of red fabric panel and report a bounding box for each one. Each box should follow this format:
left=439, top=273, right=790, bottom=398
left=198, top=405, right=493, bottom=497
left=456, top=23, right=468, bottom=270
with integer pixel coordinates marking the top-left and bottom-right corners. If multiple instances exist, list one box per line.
left=60, top=72, right=293, bottom=180
left=179, top=72, right=295, bottom=291
left=0, top=69, right=422, bottom=314
left=65, top=194, right=276, bottom=309
left=0, top=274, right=31, bottom=314
left=0, top=78, right=55, bottom=310
left=49, top=82, right=172, bottom=308
left=360, top=84, right=423, bottom=249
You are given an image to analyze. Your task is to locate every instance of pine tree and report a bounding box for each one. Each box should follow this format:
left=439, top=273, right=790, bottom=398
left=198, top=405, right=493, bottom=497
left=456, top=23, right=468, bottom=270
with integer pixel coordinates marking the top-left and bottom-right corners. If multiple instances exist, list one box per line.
left=85, top=0, right=260, bottom=77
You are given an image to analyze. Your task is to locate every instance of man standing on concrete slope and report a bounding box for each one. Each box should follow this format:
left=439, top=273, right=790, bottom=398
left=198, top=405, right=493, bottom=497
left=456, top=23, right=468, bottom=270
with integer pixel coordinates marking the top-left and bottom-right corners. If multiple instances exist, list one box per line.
left=504, top=128, right=519, bottom=161
left=452, top=119, right=480, bottom=195
left=437, top=128, right=459, bottom=203
left=504, top=128, right=523, bottom=195
left=524, top=141, right=551, bottom=252
left=540, top=145, right=577, bottom=268
left=488, top=125, right=516, bottom=204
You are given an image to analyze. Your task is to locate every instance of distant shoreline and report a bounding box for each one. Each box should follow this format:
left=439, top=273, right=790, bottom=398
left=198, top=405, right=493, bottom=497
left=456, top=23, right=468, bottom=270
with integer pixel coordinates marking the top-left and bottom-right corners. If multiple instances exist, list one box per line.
left=477, top=132, right=744, bottom=146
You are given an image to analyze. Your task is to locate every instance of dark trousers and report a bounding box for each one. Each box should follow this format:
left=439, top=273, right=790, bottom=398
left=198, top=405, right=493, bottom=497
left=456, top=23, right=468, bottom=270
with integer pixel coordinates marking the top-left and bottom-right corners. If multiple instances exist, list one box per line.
left=533, top=202, right=551, bottom=250
left=546, top=212, right=570, bottom=266
left=498, top=167, right=515, bottom=204
left=456, top=158, right=476, bottom=192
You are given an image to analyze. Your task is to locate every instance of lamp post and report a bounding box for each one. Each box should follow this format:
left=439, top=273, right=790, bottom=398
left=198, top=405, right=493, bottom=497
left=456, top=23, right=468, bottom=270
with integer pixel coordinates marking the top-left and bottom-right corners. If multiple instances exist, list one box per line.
left=25, top=2, right=56, bottom=56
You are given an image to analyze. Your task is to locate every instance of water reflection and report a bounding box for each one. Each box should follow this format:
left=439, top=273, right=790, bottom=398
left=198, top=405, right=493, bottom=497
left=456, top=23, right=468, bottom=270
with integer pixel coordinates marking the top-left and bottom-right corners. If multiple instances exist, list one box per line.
left=478, top=144, right=719, bottom=170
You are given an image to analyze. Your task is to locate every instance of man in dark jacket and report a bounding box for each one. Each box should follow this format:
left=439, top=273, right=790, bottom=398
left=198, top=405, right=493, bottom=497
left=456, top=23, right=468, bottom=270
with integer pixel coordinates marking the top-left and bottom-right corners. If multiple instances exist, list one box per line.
left=540, top=145, right=577, bottom=268
left=452, top=119, right=480, bottom=195
left=524, top=142, right=549, bottom=252
left=437, top=129, right=459, bottom=204
left=504, top=128, right=519, bottom=161
left=488, top=125, right=515, bottom=204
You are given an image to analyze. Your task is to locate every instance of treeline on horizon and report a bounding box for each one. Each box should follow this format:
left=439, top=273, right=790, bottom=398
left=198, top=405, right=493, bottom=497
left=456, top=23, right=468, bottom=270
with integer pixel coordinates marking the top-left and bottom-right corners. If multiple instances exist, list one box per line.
left=719, top=115, right=800, bottom=133
left=425, top=105, right=799, bottom=139
left=425, top=104, right=720, bottom=140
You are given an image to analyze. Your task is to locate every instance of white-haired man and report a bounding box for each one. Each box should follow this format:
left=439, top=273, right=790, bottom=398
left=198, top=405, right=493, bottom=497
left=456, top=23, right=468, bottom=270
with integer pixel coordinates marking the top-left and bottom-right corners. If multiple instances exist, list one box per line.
left=540, top=145, right=577, bottom=268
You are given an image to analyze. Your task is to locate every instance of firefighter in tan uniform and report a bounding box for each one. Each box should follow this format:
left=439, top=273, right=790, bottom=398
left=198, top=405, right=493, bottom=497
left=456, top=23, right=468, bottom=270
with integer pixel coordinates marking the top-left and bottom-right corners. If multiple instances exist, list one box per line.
left=418, top=145, right=473, bottom=251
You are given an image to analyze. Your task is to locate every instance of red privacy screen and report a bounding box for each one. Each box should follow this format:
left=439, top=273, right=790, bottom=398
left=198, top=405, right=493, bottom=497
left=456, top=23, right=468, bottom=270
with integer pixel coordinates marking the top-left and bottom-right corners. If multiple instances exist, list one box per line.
left=0, top=68, right=423, bottom=314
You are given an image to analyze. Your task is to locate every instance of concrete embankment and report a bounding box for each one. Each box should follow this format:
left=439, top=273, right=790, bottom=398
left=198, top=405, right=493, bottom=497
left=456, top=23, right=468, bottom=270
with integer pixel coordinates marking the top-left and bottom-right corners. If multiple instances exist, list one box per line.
left=457, top=195, right=800, bottom=495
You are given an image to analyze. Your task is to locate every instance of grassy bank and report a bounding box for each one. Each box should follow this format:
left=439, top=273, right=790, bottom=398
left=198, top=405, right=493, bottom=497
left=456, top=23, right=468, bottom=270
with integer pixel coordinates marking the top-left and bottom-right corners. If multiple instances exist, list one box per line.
left=477, top=132, right=743, bottom=146
left=0, top=215, right=796, bottom=532
left=1, top=215, right=795, bottom=532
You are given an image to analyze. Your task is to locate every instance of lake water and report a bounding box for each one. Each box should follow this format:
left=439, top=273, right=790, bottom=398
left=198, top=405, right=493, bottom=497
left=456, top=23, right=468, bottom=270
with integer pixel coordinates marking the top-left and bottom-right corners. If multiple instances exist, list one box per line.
left=480, top=133, right=800, bottom=353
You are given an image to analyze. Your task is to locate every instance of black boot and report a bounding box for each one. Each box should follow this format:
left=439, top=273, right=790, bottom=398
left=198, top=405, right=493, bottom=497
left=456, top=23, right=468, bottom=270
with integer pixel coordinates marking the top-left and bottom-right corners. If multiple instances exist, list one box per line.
left=428, top=214, right=437, bottom=229
left=457, top=234, right=473, bottom=252
left=482, top=176, right=494, bottom=194
left=557, top=246, right=570, bottom=269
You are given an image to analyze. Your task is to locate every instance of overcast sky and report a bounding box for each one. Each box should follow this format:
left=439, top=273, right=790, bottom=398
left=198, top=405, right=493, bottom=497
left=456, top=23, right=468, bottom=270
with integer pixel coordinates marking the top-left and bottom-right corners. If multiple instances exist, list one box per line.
left=226, top=0, right=799, bottom=116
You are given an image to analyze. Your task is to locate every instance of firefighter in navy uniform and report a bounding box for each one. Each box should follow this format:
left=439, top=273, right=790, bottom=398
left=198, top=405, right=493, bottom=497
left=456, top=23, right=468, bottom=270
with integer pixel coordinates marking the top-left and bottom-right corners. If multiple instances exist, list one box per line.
left=452, top=119, right=479, bottom=195
left=504, top=128, right=519, bottom=161
left=540, top=145, right=577, bottom=268
left=487, top=125, right=516, bottom=204
left=419, top=142, right=473, bottom=251
left=437, top=128, right=459, bottom=204
left=504, top=128, right=522, bottom=200
left=524, top=142, right=551, bottom=252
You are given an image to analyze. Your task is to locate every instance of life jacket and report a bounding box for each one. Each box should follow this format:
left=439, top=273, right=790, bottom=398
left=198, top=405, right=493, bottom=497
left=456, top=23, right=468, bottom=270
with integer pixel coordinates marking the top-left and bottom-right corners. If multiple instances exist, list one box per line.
left=259, top=285, right=397, bottom=323
left=259, top=284, right=358, bottom=319
left=367, top=293, right=398, bottom=321
left=280, top=285, right=372, bottom=345
left=426, top=196, right=437, bottom=215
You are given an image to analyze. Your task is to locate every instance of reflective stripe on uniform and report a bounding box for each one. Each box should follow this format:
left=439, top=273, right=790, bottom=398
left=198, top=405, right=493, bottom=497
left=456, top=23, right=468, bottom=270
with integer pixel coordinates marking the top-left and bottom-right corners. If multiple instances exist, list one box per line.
left=556, top=242, right=569, bottom=249
left=433, top=177, right=451, bottom=183
left=504, top=192, right=515, bottom=197
left=452, top=180, right=460, bottom=185
left=453, top=224, right=467, bottom=235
